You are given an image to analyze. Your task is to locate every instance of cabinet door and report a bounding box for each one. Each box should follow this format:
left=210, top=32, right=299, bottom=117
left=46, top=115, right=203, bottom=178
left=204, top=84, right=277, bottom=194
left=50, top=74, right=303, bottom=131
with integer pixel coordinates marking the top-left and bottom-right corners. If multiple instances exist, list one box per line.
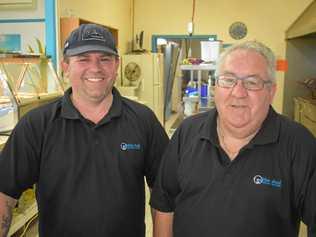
left=293, top=97, right=302, bottom=122
left=300, top=101, right=316, bottom=136
left=60, top=17, right=80, bottom=48
left=60, top=17, right=118, bottom=50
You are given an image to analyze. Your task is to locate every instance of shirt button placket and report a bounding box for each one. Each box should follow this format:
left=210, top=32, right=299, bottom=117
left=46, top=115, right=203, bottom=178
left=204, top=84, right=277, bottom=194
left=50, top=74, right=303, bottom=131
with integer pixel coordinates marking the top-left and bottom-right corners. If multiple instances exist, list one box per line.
left=92, top=128, right=99, bottom=146
left=223, top=168, right=233, bottom=187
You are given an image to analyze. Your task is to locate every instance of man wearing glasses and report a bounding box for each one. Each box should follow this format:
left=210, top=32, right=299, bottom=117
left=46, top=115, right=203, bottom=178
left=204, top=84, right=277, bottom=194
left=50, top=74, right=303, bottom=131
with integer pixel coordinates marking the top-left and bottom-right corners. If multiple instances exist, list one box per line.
left=150, top=41, right=316, bottom=237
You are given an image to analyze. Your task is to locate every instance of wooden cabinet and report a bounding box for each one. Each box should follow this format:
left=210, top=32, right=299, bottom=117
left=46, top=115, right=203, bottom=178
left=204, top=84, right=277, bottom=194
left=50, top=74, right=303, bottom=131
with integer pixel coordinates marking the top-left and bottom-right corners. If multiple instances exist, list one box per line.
left=293, top=96, right=315, bottom=236
left=60, top=17, right=118, bottom=49
left=294, top=97, right=316, bottom=136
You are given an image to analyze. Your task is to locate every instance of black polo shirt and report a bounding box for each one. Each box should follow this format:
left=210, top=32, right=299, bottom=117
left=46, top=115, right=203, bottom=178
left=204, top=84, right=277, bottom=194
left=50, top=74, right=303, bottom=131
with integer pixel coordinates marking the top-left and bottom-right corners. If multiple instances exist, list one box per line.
left=0, top=87, right=169, bottom=237
left=150, top=107, right=316, bottom=237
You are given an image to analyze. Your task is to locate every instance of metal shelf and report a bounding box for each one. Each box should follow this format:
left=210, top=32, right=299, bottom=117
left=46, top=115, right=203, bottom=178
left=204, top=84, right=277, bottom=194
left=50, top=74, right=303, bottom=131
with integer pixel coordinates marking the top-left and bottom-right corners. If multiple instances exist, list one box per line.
left=180, top=63, right=216, bottom=71
left=180, top=63, right=216, bottom=100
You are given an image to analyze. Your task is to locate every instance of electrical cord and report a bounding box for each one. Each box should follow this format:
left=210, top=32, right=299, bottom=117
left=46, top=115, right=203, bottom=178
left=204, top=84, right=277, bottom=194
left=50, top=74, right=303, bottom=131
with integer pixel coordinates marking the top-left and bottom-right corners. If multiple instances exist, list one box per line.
left=188, top=0, right=196, bottom=55
left=191, top=0, right=196, bottom=23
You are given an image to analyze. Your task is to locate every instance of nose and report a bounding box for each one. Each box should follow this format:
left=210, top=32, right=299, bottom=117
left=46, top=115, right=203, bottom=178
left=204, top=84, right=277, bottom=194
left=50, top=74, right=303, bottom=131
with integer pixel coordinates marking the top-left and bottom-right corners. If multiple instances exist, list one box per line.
left=231, top=80, right=248, bottom=97
left=89, top=59, right=102, bottom=72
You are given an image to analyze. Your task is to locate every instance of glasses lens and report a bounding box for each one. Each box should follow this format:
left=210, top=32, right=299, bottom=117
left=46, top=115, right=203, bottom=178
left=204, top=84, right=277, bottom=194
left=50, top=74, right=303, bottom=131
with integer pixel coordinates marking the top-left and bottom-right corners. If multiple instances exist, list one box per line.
left=217, top=76, right=236, bottom=88
left=243, top=76, right=263, bottom=90
left=217, top=75, right=270, bottom=90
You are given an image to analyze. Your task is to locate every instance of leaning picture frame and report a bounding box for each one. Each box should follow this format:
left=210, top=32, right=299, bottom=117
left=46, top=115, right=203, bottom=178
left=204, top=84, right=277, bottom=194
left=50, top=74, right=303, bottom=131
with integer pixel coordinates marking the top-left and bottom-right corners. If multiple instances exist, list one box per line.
left=0, top=0, right=36, bottom=10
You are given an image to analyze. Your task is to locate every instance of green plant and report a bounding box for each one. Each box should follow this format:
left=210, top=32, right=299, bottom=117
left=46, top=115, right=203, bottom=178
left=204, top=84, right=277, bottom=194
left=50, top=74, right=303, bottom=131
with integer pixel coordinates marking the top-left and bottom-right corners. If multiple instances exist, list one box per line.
left=27, top=37, right=46, bottom=55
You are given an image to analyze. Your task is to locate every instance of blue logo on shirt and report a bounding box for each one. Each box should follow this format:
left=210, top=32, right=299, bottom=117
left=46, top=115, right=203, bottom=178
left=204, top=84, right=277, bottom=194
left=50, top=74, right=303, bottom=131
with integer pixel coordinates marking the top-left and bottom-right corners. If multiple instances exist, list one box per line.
left=120, top=143, right=141, bottom=151
left=253, top=175, right=282, bottom=188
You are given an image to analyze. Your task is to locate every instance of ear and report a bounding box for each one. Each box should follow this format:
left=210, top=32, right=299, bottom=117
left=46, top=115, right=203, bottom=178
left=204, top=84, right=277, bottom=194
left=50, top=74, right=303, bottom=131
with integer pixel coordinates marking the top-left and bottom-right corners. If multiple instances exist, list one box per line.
left=114, top=57, right=120, bottom=70
left=269, top=83, right=277, bottom=103
left=60, top=58, right=69, bottom=74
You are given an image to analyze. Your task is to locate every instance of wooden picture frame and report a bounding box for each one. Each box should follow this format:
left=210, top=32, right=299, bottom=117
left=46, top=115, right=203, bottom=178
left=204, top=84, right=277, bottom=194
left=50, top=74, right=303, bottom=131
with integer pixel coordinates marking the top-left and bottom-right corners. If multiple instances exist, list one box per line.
left=0, top=0, right=37, bottom=10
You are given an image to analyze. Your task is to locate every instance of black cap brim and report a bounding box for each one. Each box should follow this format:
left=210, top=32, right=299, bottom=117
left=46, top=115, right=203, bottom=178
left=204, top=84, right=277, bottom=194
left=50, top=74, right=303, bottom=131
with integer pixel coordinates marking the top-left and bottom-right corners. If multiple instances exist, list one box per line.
left=64, top=45, right=118, bottom=57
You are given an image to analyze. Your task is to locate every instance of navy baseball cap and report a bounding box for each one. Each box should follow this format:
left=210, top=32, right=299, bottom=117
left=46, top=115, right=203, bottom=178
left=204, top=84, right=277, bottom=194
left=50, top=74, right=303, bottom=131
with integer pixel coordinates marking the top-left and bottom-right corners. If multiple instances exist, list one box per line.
left=63, top=23, right=118, bottom=57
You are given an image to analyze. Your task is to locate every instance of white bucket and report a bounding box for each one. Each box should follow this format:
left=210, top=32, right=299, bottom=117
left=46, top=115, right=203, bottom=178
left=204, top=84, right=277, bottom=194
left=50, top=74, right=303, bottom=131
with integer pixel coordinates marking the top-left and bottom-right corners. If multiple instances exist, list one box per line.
left=200, top=41, right=221, bottom=62
left=183, top=96, right=199, bottom=116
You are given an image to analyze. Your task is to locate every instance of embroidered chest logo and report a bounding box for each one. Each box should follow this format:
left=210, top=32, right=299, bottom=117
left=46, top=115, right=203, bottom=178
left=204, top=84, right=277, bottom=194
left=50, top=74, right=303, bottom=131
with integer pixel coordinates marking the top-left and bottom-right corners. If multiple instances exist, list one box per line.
left=253, top=175, right=282, bottom=188
left=120, top=143, right=141, bottom=151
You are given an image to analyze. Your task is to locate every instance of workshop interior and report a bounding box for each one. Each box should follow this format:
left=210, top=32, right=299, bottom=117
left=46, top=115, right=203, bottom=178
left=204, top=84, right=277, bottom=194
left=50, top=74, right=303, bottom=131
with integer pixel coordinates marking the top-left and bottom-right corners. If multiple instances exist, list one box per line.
left=0, top=0, right=315, bottom=236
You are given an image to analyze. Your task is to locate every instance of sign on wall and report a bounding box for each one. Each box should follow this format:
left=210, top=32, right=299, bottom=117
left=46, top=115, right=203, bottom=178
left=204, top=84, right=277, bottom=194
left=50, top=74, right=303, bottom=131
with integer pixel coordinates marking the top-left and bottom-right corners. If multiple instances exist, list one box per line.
left=0, top=34, right=21, bottom=52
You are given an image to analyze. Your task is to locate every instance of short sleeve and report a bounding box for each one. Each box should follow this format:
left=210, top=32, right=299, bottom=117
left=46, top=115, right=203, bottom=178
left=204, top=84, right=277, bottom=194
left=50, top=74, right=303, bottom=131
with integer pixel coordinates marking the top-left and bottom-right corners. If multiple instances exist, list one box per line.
left=143, top=111, right=169, bottom=188
left=150, top=127, right=182, bottom=212
left=303, top=170, right=316, bottom=236
left=0, top=114, right=41, bottom=199
left=291, top=129, right=316, bottom=235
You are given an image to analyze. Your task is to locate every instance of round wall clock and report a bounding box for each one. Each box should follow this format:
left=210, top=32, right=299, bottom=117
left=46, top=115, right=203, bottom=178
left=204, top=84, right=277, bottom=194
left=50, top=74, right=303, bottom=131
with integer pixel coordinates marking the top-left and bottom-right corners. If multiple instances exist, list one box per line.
left=229, top=22, right=248, bottom=40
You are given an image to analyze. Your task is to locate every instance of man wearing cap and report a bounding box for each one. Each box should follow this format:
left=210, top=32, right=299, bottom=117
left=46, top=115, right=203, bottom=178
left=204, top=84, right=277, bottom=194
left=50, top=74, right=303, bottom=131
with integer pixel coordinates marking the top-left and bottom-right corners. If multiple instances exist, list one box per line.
left=151, top=41, right=316, bottom=236
left=0, top=24, right=169, bottom=237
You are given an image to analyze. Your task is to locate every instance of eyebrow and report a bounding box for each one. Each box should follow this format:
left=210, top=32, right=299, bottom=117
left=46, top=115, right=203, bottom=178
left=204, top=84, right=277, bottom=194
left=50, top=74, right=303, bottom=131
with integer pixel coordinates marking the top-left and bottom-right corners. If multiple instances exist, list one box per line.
left=221, top=71, right=236, bottom=76
left=75, top=53, right=90, bottom=58
left=221, top=71, right=260, bottom=78
left=76, top=52, right=114, bottom=57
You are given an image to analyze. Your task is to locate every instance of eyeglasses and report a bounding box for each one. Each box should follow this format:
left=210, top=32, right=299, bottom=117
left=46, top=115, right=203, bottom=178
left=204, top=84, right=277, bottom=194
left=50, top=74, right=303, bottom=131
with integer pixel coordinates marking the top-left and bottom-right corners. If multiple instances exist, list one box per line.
left=216, top=74, right=273, bottom=91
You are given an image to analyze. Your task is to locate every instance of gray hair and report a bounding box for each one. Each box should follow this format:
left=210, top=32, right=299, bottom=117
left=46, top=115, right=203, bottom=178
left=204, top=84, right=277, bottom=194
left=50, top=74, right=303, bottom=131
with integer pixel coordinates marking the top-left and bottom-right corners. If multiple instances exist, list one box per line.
left=215, top=41, right=276, bottom=83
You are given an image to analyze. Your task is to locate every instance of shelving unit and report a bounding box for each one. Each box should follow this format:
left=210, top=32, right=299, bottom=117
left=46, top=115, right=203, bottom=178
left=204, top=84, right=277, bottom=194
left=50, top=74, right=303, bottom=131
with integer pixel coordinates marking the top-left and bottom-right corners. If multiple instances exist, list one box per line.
left=180, top=63, right=216, bottom=116
left=180, top=63, right=216, bottom=94
left=180, top=64, right=216, bottom=71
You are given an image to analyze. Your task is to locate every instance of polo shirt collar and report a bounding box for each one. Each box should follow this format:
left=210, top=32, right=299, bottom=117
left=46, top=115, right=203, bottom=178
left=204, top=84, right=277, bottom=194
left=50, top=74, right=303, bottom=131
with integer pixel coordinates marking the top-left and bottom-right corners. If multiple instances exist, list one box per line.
left=199, top=109, right=219, bottom=145
left=60, top=87, right=123, bottom=121
left=60, top=88, right=80, bottom=119
left=199, top=106, right=280, bottom=146
left=100, top=87, right=122, bottom=123
left=250, top=106, right=280, bottom=145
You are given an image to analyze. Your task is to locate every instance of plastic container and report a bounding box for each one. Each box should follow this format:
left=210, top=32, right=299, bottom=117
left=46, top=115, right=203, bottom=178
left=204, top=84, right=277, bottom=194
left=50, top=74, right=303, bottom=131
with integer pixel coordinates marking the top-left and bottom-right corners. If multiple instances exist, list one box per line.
left=183, top=96, right=199, bottom=116
left=200, top=41, right=222, bottom=62
left=208, top=76, right=214, bottom=99
left=200, top=83, right=208, bottom=108
left=185, top=86, right=198, bottom=97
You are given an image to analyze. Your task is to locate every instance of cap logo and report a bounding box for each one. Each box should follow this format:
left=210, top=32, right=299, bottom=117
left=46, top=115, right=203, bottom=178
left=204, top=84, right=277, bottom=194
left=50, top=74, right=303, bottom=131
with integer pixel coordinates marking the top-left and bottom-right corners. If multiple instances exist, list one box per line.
left=82, top=28, right=106, bottom=42
left=64, top=41, right=69, bottom=49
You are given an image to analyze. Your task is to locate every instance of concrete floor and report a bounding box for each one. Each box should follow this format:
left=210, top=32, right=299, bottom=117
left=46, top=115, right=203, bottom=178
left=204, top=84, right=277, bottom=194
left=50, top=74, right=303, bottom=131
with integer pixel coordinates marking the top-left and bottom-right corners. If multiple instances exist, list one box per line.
left=145, top=186, right=153, bottom=237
